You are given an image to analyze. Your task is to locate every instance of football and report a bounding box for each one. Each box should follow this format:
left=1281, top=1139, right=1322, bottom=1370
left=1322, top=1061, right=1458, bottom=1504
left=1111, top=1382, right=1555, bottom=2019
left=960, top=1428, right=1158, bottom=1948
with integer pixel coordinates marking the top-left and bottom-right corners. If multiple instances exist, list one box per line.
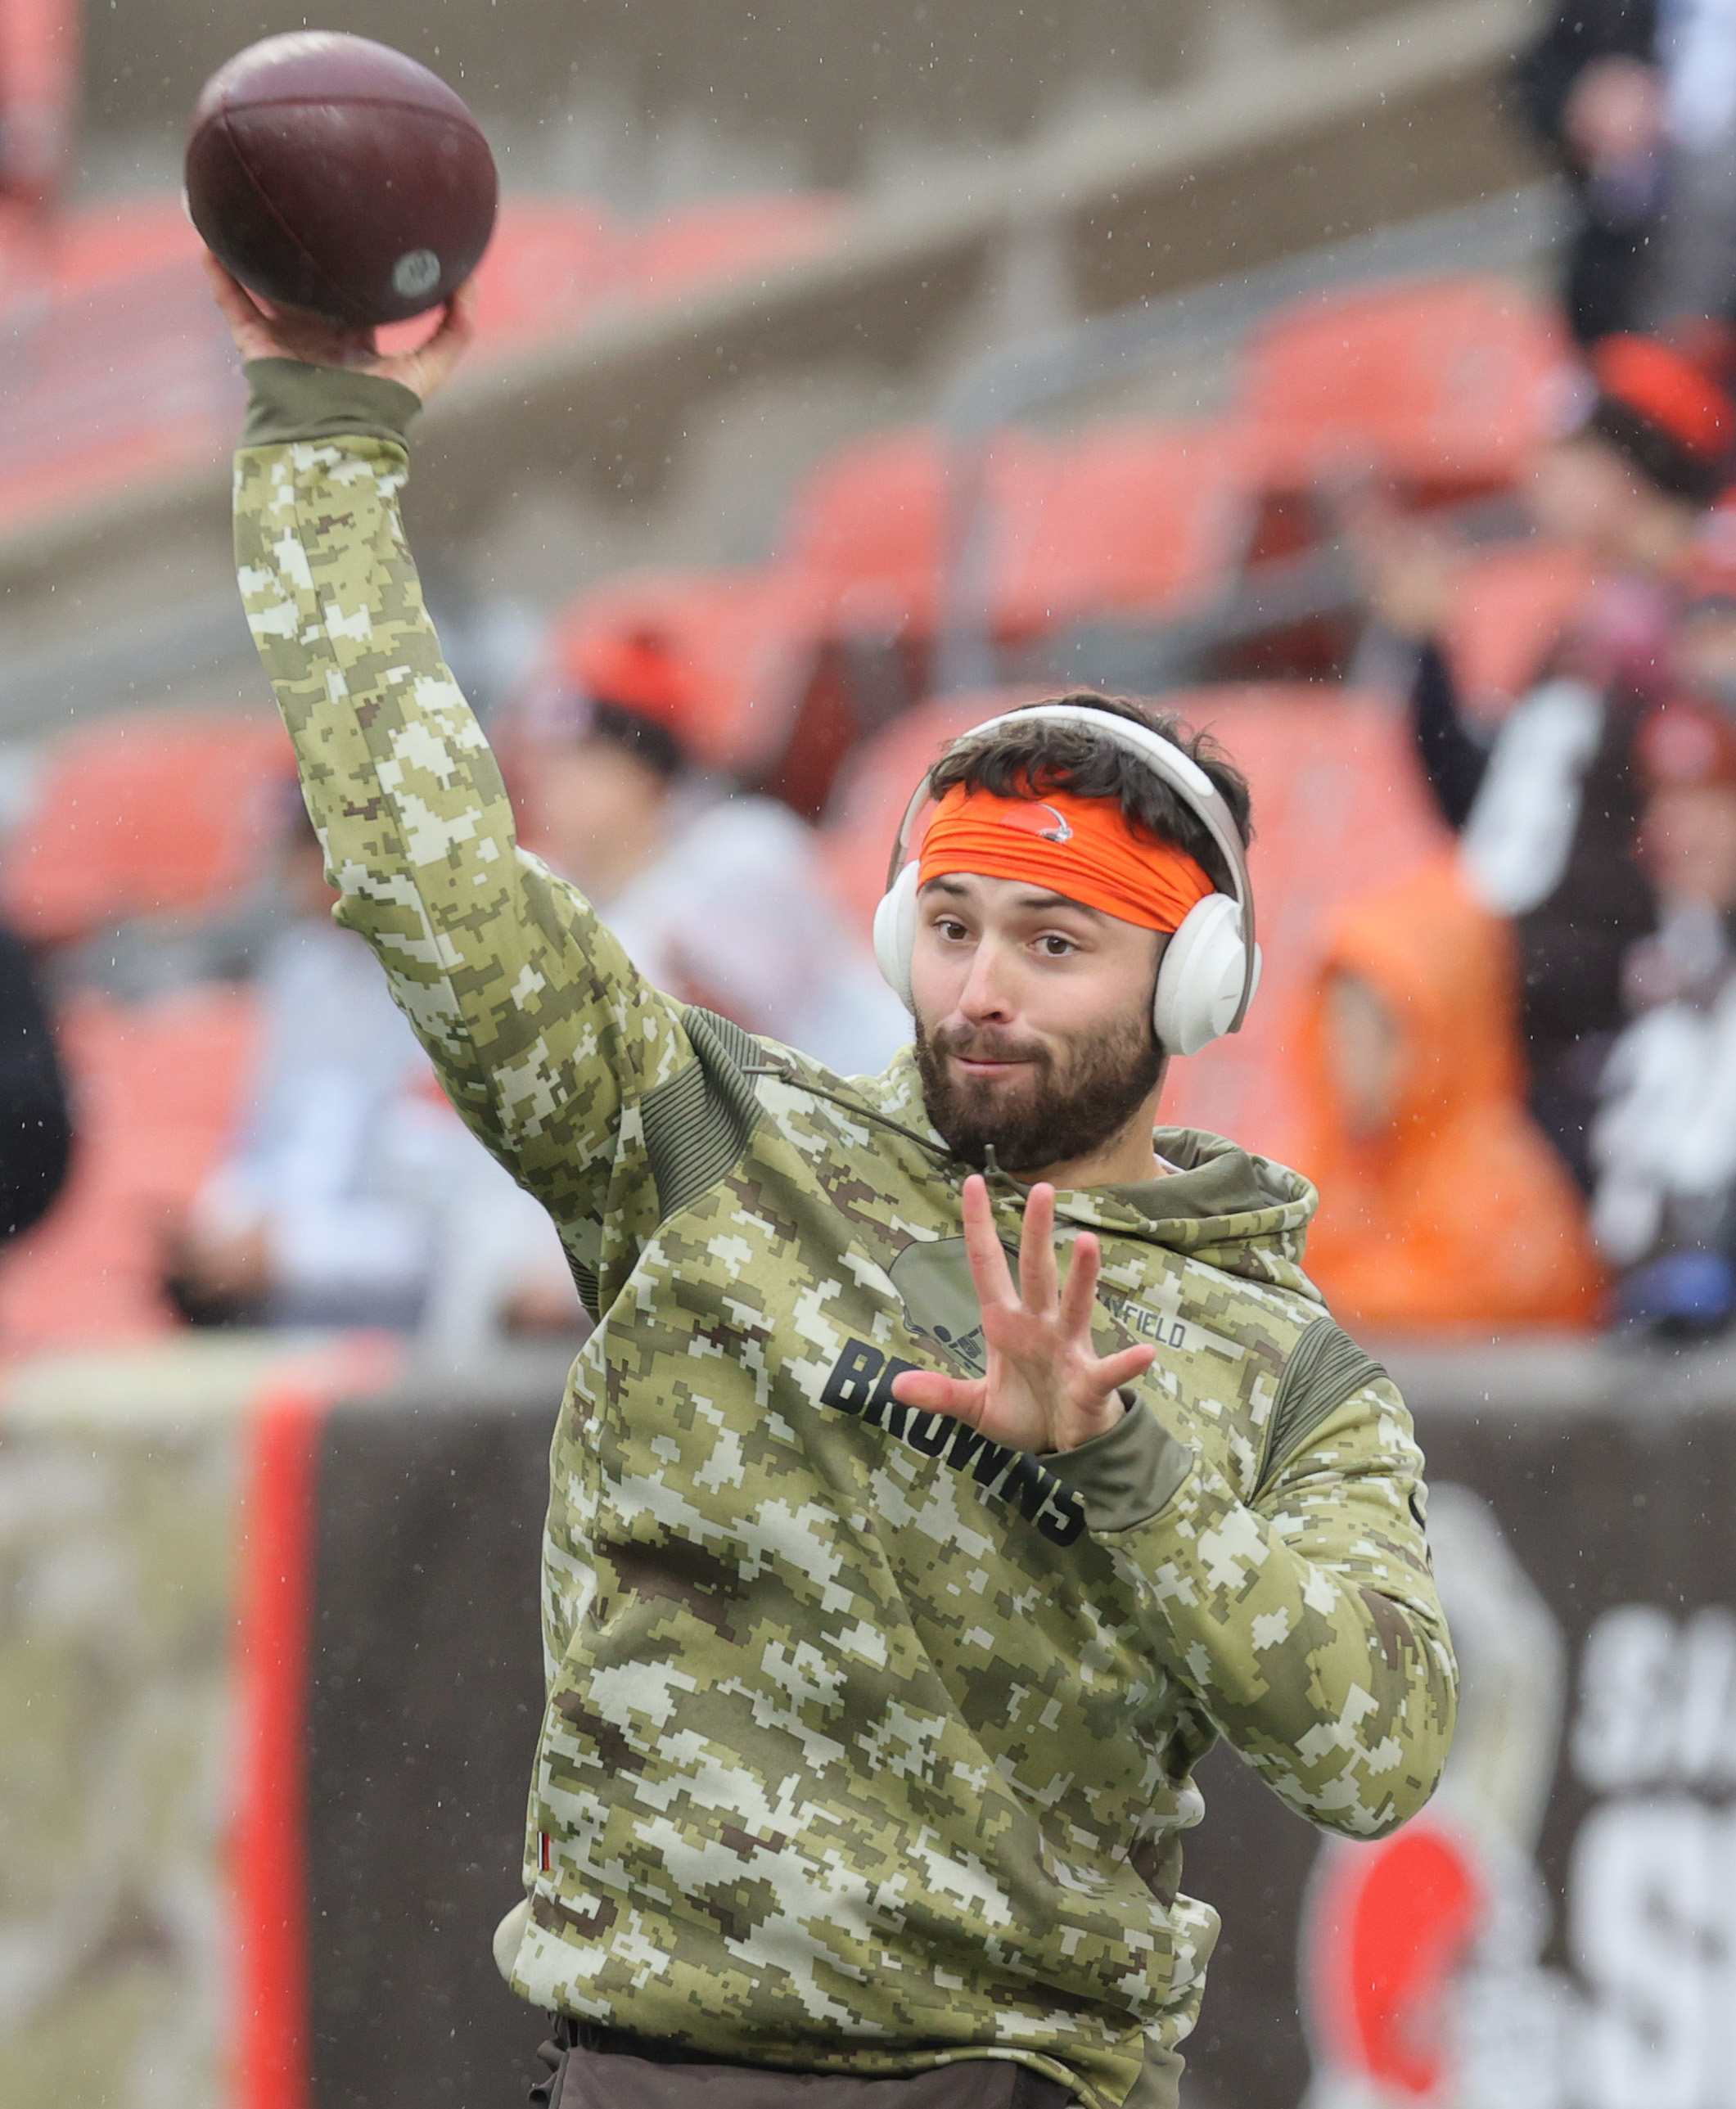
left=185, top=32, right=498, bottom=329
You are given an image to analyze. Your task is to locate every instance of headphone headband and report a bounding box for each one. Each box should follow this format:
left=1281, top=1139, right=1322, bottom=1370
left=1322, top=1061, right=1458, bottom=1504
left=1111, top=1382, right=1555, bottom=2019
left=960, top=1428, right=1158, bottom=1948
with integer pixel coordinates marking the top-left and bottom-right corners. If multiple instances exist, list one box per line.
left=884, top=703, right=1257, bottom=1034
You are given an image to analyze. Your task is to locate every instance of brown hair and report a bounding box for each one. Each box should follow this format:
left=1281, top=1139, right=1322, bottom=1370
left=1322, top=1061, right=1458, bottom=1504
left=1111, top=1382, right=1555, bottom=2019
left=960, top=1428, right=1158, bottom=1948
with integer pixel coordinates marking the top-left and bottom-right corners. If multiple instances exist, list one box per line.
left=924, top=691, right=1252, bottom=895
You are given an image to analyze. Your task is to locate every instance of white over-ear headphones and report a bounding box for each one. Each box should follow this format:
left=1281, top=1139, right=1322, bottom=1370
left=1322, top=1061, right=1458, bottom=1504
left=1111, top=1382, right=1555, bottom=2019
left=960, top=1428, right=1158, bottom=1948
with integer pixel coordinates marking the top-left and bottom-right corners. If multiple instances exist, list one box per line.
left=873, top=703, right=1261, bottom=1057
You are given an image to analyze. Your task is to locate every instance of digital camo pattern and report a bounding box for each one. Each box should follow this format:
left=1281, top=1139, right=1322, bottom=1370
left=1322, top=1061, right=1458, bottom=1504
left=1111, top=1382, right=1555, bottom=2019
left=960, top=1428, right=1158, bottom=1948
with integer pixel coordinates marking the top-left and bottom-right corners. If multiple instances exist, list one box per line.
left=0, top=1350, right=247, bottom=2109
left=234, top=387, right=1456, bottom=2109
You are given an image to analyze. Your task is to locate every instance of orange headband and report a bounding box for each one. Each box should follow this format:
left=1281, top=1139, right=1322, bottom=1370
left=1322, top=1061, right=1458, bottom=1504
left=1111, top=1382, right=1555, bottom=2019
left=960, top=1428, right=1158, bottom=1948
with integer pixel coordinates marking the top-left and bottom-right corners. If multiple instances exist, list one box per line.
left=917, top=782, right=1215, bottom=932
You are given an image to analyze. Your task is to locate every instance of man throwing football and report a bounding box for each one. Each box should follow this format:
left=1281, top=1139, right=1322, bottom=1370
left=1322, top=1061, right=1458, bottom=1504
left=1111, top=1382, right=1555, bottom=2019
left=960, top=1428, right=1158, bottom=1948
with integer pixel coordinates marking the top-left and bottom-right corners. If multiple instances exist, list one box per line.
left=210, top=264, right=1454, bottom=2109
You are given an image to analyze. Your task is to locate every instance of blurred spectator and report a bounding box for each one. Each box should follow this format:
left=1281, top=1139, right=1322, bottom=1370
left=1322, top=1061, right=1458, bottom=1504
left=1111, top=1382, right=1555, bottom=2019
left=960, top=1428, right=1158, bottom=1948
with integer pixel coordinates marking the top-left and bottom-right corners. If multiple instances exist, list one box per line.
left=1359, top=333, right=1734, bottom=1185
left=512, top=625, right=909, bottom=1075
left=1294, top=858, right=1604, bottom=1333
left=172, top=800, right=579, bottom=1350
left=0, top=917, right=70, bottom=1244
left=1591, top=698, right=1736, bottom=1332
left=1517, top=0, right=1736, bottom=340
left=1675, top=482, right=1736, bottom=702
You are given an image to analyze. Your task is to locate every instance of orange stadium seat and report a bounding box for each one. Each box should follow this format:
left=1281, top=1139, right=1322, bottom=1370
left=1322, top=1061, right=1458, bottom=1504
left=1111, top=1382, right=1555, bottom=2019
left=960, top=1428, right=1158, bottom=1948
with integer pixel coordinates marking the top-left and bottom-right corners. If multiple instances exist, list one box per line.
left=1440, top=540, right=1596, bottom=719
left=0, top=985, right=257, bottom=1355
left=782, top=428, right=1047, bottom=641
left=0, top=189, right=841, bottom=538
left=782, top=428, right=951, bottom=638
left=0, top=0, right=77, bottom=219
left=0, top=196, right=242, bottom=541
left=38, top=192, right=195, bottom=286
left=991, top=420, right=1258, bottom=635
left=1238, top=276, right=1567, bottom=495
left=625, top=194, right=849, bottom=302
left=822, top=684, right=1453, bottom=1166
left=0, top=707, right=295, bottom=946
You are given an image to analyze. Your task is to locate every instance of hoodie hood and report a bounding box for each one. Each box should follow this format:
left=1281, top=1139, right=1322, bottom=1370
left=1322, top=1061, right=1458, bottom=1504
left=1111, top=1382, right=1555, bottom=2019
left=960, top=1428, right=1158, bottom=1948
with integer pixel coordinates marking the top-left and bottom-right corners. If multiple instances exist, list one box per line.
left=1051, top=1127, right=1323, bottom=1301
left=1291, top=856, right=1603, bottom=1331
left=1303, top=854, right=1518, bottom=1137
left=862, top=1049, right=1323, bottom=1301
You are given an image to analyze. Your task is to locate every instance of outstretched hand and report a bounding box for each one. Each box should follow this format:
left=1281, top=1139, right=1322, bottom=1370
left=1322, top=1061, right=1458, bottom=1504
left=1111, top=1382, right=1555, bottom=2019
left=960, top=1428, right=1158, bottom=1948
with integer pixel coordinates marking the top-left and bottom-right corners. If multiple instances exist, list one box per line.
left=890, top=1175, right=1156, bottom=1455
left=203, top=253, right=476, bottom=404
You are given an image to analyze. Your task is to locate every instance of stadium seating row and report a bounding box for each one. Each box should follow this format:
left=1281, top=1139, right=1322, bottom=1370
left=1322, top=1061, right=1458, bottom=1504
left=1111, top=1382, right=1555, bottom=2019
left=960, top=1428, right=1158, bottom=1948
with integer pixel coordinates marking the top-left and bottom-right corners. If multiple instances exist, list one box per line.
left=0, top=187, right=847, bottom=540
left=547, top=272, right=1578, bottom=807
left=2, top=707, right=292, bottom=944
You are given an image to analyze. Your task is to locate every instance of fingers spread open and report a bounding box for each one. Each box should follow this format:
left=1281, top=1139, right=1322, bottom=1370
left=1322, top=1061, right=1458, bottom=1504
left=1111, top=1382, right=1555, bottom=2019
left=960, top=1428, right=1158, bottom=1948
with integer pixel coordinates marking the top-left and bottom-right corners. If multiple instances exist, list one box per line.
left=889, top=1367, right=985, bottom=1423
left=1095, top=1343, right=1157, bottom=1395
left=960, top=1174, right=1018, bottom=1311
left=1059, top=1228, right=1101, bottom=1333
left=1018, top=1182, right=1059, bottom=1315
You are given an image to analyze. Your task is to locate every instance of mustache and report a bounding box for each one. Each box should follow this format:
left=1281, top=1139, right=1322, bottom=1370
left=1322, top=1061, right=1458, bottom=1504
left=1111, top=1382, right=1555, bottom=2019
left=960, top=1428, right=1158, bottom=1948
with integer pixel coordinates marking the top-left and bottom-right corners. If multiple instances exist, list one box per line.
left=929, top=1025, right=1052, bottom=1067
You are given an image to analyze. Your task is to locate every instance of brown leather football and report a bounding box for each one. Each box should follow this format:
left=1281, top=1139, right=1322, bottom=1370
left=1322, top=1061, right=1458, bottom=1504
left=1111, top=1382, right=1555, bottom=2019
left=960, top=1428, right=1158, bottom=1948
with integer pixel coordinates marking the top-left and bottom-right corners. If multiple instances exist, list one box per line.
left=185, top=32, right=498, bottom=328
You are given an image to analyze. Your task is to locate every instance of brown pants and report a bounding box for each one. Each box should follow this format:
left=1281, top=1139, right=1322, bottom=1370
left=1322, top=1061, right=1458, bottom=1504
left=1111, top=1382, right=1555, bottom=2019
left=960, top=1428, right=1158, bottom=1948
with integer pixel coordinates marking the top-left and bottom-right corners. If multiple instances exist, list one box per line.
left=530, top=2024, right=1074, bottom=2109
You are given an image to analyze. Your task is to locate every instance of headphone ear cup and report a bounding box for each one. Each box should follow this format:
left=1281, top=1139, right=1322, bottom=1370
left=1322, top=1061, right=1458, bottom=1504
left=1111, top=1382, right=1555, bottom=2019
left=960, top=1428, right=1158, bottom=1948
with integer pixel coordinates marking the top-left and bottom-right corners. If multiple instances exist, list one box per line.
left=1154, top=894, right=1251, bottom=1057
left=873, top=863, right=921, bottom=1012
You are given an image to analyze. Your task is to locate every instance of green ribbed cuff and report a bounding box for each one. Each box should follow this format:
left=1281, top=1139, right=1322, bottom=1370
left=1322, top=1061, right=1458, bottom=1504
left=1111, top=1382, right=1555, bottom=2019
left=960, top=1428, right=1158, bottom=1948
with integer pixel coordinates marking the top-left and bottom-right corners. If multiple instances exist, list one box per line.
left=240, top=358, right=422, bottom=448
left=1043, top=1399, right=1194, bottom=1534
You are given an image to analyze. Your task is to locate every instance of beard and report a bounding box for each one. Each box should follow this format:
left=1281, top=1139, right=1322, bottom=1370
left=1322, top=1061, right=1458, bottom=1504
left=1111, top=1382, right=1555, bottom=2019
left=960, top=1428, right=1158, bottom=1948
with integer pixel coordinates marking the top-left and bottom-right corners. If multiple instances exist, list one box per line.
left=914, top=1006, right=1166, bottom=1175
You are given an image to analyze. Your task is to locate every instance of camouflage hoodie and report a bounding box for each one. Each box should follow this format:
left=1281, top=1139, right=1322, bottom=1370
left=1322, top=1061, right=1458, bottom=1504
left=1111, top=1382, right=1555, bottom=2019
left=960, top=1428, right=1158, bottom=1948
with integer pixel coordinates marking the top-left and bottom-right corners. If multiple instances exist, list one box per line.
left=232, top=362, right=1457, bottom=2109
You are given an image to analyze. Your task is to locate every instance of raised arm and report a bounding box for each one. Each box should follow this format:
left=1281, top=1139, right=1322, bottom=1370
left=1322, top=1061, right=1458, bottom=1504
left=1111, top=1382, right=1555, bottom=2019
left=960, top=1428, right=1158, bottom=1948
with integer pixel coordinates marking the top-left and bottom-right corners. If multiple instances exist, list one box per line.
left=1339, top=485, right=1489, bottom=835
left=1409, top=640, right=1492, bottom=832
left=216, top=264, right=693, bottom=1245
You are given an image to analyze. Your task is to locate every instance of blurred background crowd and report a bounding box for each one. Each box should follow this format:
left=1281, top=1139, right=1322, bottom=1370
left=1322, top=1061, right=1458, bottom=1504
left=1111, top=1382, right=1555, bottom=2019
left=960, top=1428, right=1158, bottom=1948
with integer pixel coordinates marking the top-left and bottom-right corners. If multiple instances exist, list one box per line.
left=14, top=0, right=1736, bottom=1363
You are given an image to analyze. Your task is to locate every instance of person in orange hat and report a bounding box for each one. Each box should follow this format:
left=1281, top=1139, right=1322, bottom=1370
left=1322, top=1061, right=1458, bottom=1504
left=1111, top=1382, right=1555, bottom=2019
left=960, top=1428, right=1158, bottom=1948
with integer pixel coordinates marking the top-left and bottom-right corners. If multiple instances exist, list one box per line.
left=1292, top=858, right=1603, bottom=1334
left=510, top=624, right=698, bottom=909
left=1356, top=331, right=1736, bottom=1189
left=507, top=619, right=909, bottom=1074
left=1387, top=333, right=1734, bottom=780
